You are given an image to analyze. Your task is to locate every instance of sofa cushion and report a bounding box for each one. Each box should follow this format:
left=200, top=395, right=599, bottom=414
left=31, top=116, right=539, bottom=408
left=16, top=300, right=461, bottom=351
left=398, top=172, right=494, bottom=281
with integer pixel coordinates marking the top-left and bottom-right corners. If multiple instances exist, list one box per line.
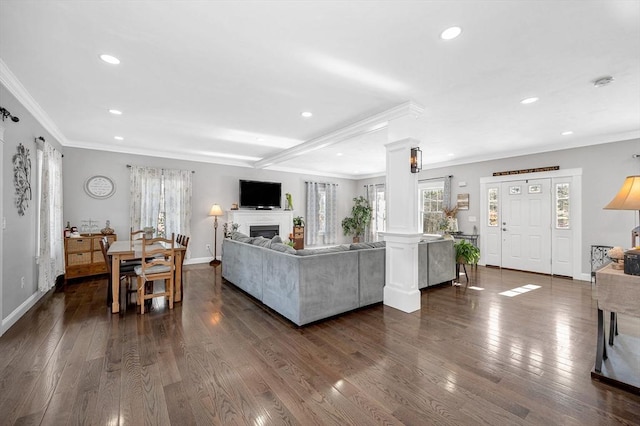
left=271, top=242, right=296, bottom=254
left=368, top=241, right=386, bottom=248
left=272, top=235, right=283, bottom=244
left=231, top=231, right=250, bottom=241
left=349, top=243, right=371, bottom=250
left=251, top=237, right=272, bottom=248
left=296, top=246, right=350, bottom=256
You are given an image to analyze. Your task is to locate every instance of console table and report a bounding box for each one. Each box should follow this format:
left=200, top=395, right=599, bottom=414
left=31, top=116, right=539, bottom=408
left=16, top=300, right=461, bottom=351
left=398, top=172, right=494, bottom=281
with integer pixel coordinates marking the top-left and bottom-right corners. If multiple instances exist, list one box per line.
left=592, top=264, right=640, bottom=394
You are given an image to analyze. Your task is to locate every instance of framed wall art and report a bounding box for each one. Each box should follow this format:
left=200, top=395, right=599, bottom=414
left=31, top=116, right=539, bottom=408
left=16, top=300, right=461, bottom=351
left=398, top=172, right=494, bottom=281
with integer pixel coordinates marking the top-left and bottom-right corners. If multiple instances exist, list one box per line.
left=85, top=175, right=116, bottom=199
left=457, top=193, right=469, bottom=210
left=13, top=143, right=31, bottom=216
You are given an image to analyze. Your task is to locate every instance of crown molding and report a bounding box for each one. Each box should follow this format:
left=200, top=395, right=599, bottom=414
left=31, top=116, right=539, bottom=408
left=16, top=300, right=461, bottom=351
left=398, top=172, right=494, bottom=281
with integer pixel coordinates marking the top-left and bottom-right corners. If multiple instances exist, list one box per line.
left=254, top=100, right=424, bottom=169
left=0, top=58, right=68, bottom=145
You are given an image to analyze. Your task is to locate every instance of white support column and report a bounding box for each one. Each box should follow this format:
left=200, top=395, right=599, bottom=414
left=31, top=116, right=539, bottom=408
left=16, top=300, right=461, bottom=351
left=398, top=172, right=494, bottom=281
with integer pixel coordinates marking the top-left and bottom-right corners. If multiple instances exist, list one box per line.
left=381, top=137, right=422, bottom=313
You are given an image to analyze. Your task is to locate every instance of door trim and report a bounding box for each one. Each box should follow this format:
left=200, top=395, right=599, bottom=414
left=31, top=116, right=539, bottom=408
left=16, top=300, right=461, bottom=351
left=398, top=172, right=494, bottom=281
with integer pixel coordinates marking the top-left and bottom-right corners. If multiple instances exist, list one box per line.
left=480, top=168, right=583, bottom=280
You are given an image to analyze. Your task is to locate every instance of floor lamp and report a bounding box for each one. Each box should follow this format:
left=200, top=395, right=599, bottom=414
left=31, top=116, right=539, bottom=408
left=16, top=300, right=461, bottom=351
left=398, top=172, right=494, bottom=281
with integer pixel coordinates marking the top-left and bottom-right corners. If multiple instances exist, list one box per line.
left=604, top=175, right=640, bottom=247
left=209, top=204, right=224, bottom=266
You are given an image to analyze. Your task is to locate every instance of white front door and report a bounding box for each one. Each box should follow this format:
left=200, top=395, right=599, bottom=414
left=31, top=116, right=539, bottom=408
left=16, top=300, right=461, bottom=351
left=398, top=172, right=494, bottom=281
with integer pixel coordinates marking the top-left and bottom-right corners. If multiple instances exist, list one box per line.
left=500, top=179, right=551, bottom=274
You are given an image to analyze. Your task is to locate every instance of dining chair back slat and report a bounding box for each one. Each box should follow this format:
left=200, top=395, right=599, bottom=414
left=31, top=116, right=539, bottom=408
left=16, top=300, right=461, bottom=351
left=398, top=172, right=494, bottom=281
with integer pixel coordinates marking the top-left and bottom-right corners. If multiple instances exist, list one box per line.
left=176, top=234, right=190, bottom=295
left=134, top=233, right=175, bottom=314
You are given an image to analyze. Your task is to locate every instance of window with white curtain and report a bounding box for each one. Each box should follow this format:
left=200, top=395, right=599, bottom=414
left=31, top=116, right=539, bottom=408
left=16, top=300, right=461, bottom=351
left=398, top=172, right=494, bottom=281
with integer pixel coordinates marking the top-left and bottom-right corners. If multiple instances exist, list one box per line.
left=305, top=181, right=338, bottom=246
left=129, top=166, right=192, bottom=239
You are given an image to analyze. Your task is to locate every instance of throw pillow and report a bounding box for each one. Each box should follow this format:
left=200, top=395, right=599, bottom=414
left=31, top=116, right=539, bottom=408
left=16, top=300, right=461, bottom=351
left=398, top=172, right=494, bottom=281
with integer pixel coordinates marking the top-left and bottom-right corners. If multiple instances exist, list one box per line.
left=271, top=242, right=296, bottom=254
left=272, top=235, right=283, bottom=244
left=231, top=231, right=249, bottom=241
left=251, top=237, right=272, bottom=248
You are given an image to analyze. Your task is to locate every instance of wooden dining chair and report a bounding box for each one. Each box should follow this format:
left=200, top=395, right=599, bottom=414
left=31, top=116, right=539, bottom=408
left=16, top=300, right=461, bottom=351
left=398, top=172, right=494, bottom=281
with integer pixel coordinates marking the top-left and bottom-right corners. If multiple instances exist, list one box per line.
left=134, top=233, right=175, bottom=314
left=176, top=234, right=190, bottom=295
left=100, top=237, right=138, bottom=308
left=131, top=227, right=144, bottom=240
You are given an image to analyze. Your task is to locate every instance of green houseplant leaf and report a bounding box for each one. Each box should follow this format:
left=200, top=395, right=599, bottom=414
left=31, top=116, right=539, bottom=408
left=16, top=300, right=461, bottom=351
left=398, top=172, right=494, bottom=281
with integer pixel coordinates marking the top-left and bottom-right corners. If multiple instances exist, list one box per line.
left=454, top=239, right=480, bottom=264
left=341, top=196, right=373, bottom=240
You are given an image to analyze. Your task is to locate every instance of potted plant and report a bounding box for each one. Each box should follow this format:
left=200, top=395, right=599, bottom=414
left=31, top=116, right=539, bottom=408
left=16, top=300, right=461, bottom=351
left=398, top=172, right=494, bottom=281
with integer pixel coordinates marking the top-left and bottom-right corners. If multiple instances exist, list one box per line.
left=341, top=196, right=373, bottom=243
left=223, top=222, right=239, bottom=238
left=454, top=239, right=480, bottom=265
left=293, top=216, right=305, bottom=227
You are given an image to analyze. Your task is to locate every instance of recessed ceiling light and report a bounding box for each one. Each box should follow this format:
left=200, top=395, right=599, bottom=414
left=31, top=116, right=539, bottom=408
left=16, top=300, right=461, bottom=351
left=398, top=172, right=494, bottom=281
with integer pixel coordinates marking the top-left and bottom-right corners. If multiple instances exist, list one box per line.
left=114, top=136, right=124, bottom=141
left=520, top=97, right=539, bottom=105
left=561, top=131, right=574, bottom=136
left=336, top=153, right=343, bottom=156
left=301, top=111, right=313, bottom=118
left=257, top=137, right=265, bottom=142
left=440, top=26, right=462, bottom=40
left=108, top=109, right=122, bottom=115
left=99, top=54, right=120, bottom=65
left=447, top=153, right=454, bottom=157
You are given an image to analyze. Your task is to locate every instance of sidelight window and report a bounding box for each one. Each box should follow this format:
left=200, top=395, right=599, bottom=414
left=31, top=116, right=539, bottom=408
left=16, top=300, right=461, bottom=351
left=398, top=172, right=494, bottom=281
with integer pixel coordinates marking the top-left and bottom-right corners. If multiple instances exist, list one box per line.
left=555, top=183, right=570, bottom=229
left=488, top=187, right=499, bottom=226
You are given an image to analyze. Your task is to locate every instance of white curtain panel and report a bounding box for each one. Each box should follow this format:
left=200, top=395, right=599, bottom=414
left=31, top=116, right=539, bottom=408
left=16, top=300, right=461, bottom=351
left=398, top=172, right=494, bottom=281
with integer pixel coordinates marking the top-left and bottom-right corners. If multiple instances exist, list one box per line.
left=305, top=181, right=338, bottom=246
left=305, top=181, right=319, bottom=246
left=324, top=183, right=338, bottom=245
left=38, top=142, right=64, bottom=292
left=163, top=168, right=192, bottom=240
left=129, top=166, right=162, bottom=232
left=444, top=175, right=452, bottom=208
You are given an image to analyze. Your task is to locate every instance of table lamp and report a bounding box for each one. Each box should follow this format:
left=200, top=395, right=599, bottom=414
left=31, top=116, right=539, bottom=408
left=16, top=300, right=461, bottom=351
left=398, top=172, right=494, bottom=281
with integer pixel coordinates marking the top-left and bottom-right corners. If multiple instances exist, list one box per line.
left=604, top=175, right=640, bottom=247
left=209, top=204, right=224, bottom=266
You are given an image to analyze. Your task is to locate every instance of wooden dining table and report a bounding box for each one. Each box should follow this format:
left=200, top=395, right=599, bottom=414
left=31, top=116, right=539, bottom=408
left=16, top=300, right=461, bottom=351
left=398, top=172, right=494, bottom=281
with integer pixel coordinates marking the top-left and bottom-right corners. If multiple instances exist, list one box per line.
left=107, top=239, right=186, bottom=313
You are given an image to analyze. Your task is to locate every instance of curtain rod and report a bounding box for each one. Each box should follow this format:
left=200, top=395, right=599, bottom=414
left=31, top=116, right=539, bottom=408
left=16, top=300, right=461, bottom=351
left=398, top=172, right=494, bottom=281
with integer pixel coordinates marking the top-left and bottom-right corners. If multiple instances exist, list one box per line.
left=127, top=164, right=195, bottom=173
left=418, top=175, right=452, bottom=182
left=304, top=181, right=338, bottom=186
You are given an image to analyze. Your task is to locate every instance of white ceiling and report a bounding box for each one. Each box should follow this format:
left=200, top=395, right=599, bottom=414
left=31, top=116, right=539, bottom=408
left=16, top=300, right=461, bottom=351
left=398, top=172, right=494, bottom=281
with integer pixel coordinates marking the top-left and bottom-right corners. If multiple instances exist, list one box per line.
left=1, top=0, right=639, bottom=179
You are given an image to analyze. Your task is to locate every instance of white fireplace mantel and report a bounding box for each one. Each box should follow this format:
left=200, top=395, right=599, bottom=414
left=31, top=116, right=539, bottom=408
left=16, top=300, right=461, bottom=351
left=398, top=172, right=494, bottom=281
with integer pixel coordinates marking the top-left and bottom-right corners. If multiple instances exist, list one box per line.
left=227, top=210, right=294, bottom=238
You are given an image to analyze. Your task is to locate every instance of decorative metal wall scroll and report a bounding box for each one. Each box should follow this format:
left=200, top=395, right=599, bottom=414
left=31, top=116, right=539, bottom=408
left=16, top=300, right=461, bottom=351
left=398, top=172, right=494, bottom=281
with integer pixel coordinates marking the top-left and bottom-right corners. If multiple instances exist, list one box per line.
left=13, top=143, right=32, bottom=216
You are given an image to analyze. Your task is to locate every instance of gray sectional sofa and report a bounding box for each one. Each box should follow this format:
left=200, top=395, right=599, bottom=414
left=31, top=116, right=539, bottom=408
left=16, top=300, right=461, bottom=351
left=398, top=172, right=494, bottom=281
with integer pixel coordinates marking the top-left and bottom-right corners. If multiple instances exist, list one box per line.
left=221, top=232, right=454, bottom=326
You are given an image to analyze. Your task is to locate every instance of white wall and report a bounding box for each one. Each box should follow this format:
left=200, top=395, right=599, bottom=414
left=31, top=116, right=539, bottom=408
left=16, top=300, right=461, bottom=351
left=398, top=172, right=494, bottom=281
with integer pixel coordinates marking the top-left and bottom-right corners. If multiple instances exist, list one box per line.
left=62, top=148, right=359, bottom=263
left=357, top=137, right=640, bottom=277
left=1, top=85, right=63, bottom=332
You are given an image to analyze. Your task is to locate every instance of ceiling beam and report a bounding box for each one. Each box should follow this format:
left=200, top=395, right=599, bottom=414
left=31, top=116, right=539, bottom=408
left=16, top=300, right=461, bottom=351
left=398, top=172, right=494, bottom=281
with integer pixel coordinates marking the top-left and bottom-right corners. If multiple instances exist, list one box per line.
left=253, top=100, right=424, bottom=169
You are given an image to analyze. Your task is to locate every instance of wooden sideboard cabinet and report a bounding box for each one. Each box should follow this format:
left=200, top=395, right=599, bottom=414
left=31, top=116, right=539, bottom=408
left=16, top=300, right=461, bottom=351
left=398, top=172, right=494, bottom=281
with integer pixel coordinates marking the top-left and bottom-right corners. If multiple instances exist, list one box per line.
left=64, top=234, right=117, bottom=281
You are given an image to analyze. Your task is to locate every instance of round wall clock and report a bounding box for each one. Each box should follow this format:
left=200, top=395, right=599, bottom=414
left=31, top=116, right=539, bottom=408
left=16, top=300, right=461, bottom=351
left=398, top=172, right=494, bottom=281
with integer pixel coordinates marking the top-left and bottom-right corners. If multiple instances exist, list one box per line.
left=85, top=175, right=116, bottom=199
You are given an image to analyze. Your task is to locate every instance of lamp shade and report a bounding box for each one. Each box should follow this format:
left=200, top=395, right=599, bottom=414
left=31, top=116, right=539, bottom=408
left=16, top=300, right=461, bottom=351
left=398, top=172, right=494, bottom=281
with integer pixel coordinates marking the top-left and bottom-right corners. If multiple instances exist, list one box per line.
left=209, top=204, right=224, bottom=216
left=604, top=175, right=640, bottom=210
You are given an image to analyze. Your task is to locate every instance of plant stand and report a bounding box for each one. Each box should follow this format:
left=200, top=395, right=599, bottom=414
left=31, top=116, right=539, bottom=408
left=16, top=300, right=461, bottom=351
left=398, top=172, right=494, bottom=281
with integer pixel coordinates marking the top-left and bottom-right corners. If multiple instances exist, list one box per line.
left=293, top=226, right=304, bottom=250
left=455, top=262, right=468, bottom=285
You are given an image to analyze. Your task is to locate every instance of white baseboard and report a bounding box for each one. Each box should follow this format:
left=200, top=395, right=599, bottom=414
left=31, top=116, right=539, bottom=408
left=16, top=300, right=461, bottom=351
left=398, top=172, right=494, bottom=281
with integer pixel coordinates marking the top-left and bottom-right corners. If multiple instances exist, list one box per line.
left=184, top=256, right=215, bottom=265
left=1, top=290, right=46, bottom=337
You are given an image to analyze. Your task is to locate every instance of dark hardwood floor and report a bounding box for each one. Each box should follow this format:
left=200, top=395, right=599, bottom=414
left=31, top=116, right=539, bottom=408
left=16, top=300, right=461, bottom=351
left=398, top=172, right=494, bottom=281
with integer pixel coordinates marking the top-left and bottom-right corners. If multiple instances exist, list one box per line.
left=1, top=264, right=639, bottom=425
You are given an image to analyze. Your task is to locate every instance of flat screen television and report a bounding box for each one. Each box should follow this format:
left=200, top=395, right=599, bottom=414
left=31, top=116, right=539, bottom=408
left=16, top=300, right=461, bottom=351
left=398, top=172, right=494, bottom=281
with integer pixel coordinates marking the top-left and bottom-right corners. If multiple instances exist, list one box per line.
left=239, top=180, right=282, bottom=209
